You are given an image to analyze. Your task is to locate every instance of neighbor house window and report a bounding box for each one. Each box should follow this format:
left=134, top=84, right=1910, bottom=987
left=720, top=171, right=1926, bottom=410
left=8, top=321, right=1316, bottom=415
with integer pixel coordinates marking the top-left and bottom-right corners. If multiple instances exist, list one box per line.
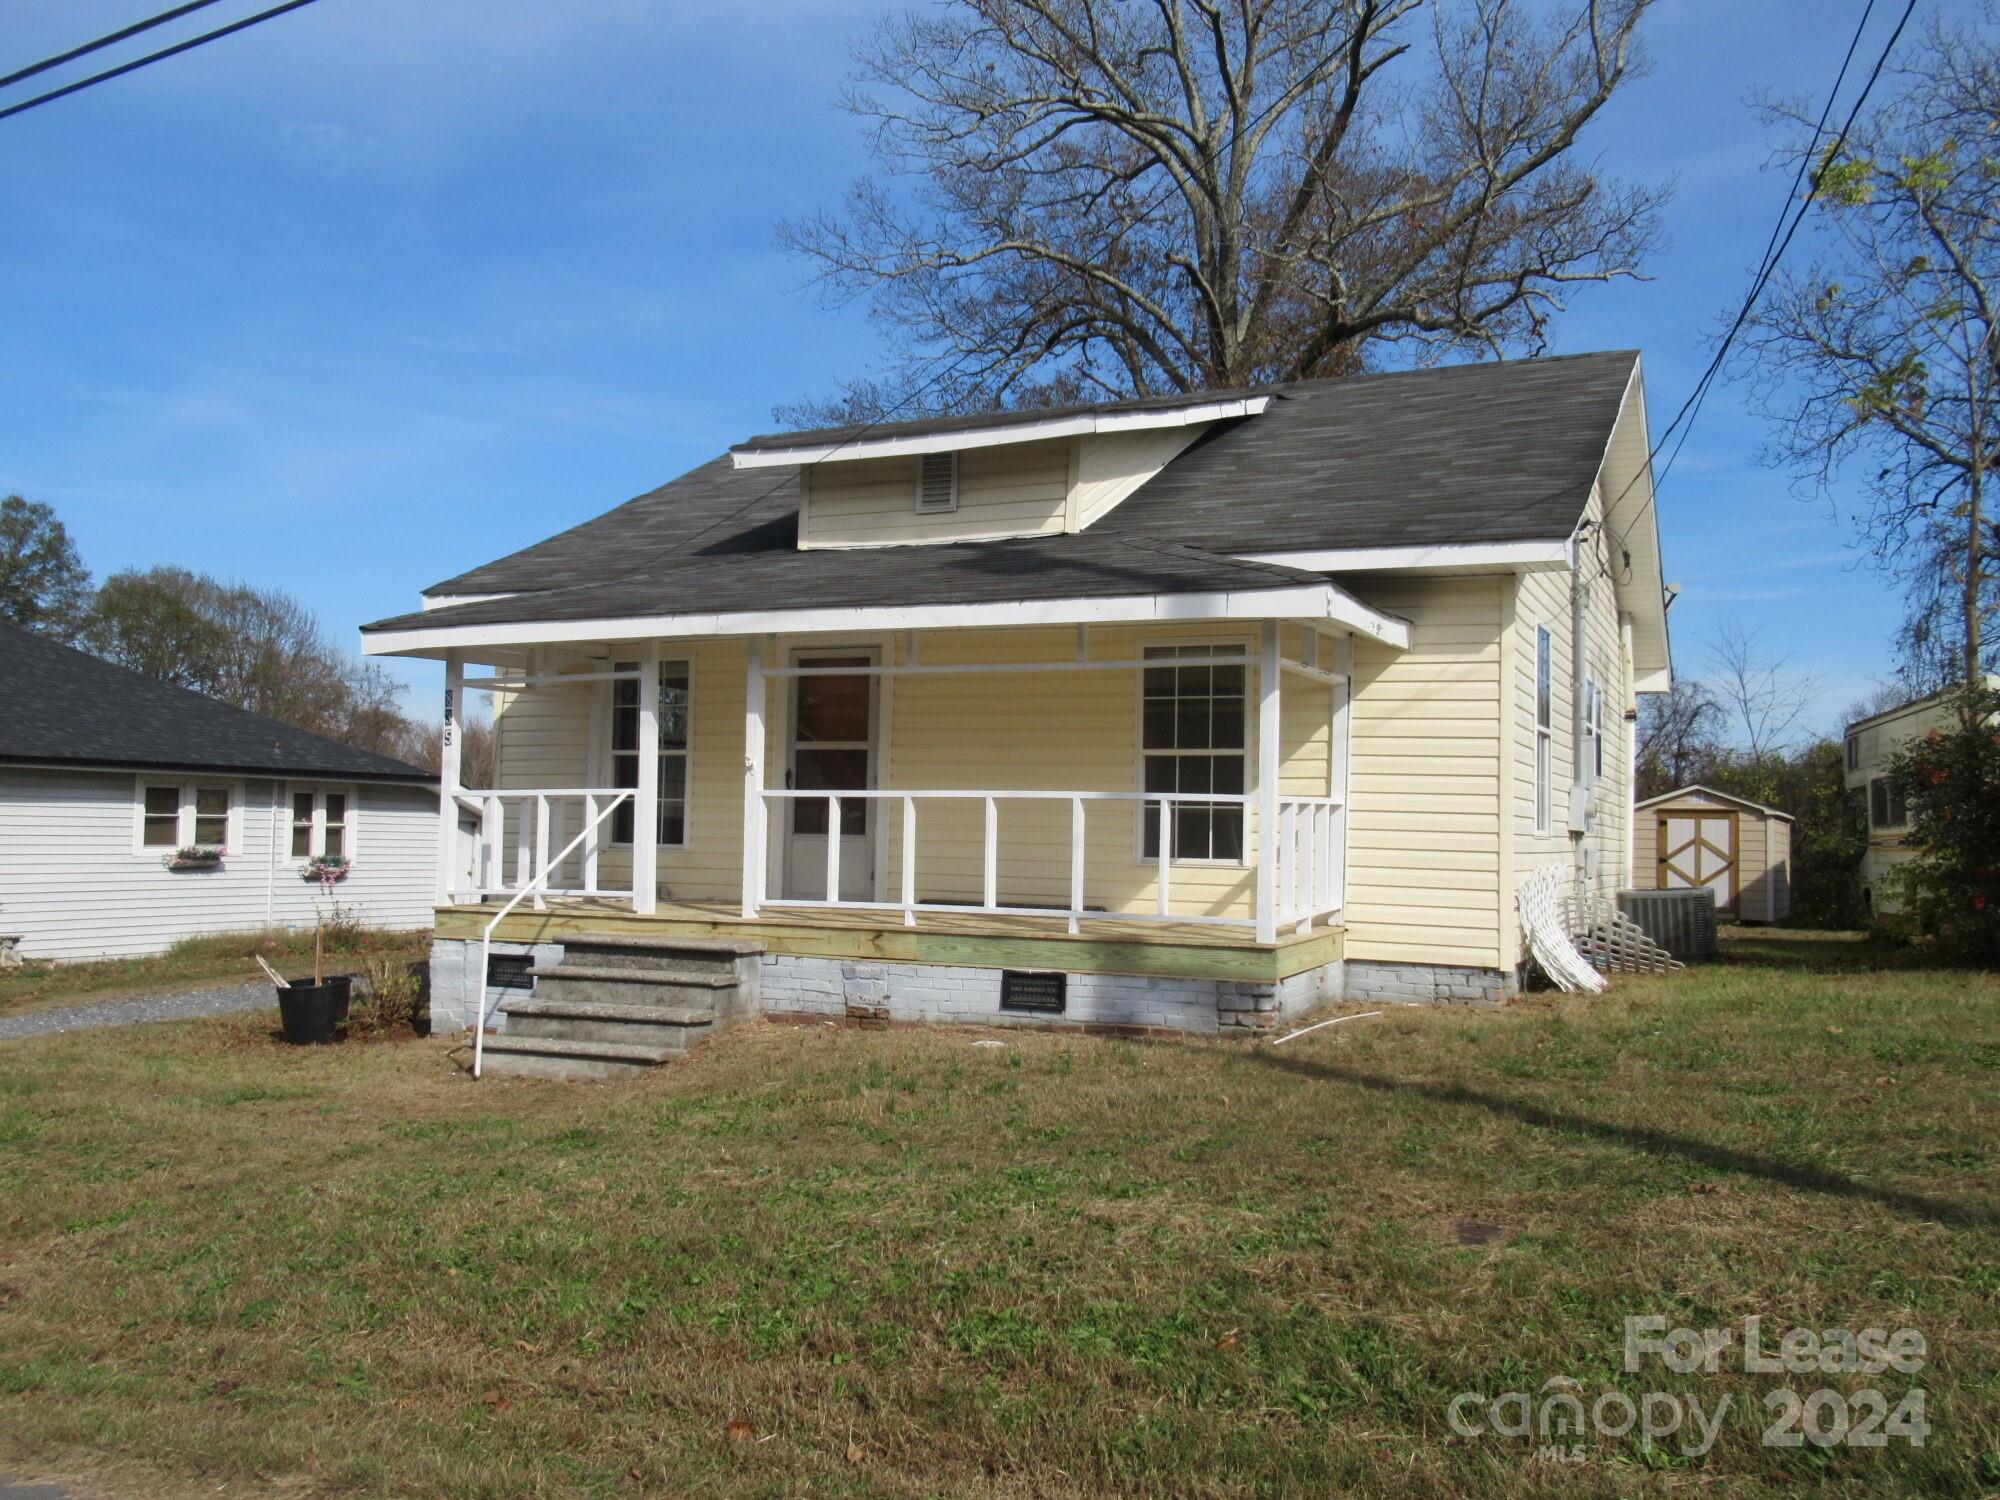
left=1534, top=626, right=1553, bottom=833
left=1141, top=644, right=1246, bottom=861
left=915, top=451, right=958, bottom=513
left=1869, top=777, right=1907, bottom=830
left=142, top=785, right=181, bottom=847
left=1845, top=736, right=1860, bottom=772
left=290, top=789, right=354, bottom=859
left=611, top=659, right=692, bottom=846
left=140, top=782, right=233, bottom=851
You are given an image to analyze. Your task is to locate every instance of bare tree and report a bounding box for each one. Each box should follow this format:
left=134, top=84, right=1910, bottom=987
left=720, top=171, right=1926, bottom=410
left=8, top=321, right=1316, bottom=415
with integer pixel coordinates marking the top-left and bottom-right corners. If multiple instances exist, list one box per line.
left=1739, top=11, right=1998, bottom=689
left=782, top=0, right=1664, bottom=420
left=1635, top=675, right=1723, bottom=797
left=1707, top=623, right=1818, bottom=761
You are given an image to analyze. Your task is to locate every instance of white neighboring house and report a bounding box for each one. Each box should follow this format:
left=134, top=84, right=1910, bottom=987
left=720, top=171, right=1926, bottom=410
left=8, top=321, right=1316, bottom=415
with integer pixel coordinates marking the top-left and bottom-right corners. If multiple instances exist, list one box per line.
left=0, top=620, right=438, bottom=962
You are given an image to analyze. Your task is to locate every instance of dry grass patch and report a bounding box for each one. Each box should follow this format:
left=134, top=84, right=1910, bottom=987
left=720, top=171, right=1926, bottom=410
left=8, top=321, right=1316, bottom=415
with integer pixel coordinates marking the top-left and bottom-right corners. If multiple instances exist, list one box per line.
left=0, top=933, right=1994, bottom=1496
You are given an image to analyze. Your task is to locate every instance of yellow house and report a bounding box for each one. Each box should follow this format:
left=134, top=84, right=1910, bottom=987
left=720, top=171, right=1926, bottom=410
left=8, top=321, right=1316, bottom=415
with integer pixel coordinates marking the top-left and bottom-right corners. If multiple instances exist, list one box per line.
left=363, top=352, right=1673, bottom=1077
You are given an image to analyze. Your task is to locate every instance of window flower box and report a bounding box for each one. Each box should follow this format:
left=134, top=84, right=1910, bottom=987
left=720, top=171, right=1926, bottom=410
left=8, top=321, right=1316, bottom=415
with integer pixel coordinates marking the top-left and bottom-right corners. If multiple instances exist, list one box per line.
left=164, top=846, right=224, bottom=871
left=301, top=854, right=352, bottom=885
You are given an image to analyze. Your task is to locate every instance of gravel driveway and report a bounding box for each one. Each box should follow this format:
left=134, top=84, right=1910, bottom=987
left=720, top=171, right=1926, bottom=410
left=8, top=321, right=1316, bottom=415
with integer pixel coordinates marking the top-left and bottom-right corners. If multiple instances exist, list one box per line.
left=0, top=981, right=275, bottom=1042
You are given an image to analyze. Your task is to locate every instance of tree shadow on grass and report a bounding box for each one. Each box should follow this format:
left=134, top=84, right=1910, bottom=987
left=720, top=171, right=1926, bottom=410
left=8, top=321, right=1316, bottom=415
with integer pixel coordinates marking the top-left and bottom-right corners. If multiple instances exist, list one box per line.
left=1247, top=1048, right=1997, bottom=1229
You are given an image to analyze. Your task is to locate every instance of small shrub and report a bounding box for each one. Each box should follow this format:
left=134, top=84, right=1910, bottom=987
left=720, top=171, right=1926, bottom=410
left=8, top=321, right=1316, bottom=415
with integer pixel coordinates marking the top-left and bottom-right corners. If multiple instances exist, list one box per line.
left=355, top=956, right=422, bottom=1035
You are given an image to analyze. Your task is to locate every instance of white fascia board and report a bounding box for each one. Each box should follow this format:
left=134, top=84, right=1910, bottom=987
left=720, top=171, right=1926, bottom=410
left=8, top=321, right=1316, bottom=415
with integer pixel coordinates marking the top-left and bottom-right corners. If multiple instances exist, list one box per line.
left=363, top=581, right=1411, bottom=660
left=1633, top=666, right=1672, bottom=694
left=422, top=591, right=517, bottom=611
left=729, top=397, right=1270, bottom=469
left=1235, top=539, right=1572, bottom=573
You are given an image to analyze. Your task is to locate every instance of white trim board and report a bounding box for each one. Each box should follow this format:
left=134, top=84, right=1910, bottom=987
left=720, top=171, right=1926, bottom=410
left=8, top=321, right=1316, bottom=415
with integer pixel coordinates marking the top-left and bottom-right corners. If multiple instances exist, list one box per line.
left=729, top=398, right=1270, bottom=468
left=1235, top=540, right=1572, bottom=574
left=363, top=584, right=1414, bottom=659
left=423, top=591, right=518, bottom=611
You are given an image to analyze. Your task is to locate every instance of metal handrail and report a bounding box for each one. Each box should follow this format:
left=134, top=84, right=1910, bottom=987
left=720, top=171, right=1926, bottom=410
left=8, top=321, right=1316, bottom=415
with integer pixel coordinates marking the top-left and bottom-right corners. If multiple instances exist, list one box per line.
left=472, top=789, right=632, bottom=1080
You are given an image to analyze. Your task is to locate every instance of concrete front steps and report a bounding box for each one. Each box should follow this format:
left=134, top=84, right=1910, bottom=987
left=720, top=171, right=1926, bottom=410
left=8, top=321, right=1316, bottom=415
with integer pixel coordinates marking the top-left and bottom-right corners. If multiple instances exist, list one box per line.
left=479, top=933, right=764, bottom=1080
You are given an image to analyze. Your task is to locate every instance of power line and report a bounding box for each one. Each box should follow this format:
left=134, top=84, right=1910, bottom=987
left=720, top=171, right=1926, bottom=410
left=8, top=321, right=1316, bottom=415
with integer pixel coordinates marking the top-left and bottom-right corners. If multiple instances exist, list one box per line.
left=1599, top=0, right=1919, bottom=581
left=0, top=0, right=323, bottom=125
left=0, top=1, right=228, bottom=91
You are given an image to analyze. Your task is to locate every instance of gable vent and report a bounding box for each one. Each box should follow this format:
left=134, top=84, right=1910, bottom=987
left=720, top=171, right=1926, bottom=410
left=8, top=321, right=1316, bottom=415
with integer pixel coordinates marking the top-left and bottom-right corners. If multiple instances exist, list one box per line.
left=915, top=452, right=958, bottom=514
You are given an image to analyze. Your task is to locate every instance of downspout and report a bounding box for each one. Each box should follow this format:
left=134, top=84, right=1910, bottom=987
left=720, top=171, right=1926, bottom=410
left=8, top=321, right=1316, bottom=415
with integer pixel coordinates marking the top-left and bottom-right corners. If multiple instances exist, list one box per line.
left=1621, top=614, right=1637, bottom=889
left=266, top=782, right=280, bottom=929
left=1570, top=525, right=1590, bottom=893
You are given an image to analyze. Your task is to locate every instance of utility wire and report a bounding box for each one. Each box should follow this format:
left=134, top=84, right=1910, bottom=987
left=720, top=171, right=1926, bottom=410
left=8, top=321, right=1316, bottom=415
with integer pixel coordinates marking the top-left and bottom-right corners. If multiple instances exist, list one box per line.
left=0, top=0, right=323, bottom=124
left=0, top=1, right=227, bottom=91
left=1597, top=0, right=1918, bottom=582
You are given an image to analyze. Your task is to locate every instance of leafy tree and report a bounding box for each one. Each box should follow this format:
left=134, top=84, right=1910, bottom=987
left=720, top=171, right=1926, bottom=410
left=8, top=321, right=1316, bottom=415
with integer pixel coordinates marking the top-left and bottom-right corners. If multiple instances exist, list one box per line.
left=86, top=567, right=412, bottom=755
left=1884, top=682, right=2000, bottom=957
left=783, top=0, right=1663, bottom=420
left=0, top=495, right=93, bottom=640
left=1740, top=13, right=1999, bottom=688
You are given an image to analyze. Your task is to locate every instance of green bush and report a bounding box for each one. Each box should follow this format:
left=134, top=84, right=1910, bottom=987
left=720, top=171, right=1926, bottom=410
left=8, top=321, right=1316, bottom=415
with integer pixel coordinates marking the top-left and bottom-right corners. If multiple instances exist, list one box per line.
left=1885, top=684, right=2000, bottom=960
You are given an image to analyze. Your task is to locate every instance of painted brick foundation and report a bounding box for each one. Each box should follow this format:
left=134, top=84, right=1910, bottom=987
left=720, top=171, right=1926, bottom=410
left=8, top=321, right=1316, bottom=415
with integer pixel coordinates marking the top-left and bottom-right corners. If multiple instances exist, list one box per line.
left=757, top=954, right=1341, bottom=1035
left=427, top=938, right=1510, bottom=1036
left=1342, top=959, right=1516, bottom=1006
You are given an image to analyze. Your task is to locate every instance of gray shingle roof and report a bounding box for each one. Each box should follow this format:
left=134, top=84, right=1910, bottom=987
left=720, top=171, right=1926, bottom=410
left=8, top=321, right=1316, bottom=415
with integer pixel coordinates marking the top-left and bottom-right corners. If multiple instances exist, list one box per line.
left=404, top=351, right=1637, bottom=631
left=0, top=621, right=434, bottom=782
left=375, top=534, right=1329, bottom=635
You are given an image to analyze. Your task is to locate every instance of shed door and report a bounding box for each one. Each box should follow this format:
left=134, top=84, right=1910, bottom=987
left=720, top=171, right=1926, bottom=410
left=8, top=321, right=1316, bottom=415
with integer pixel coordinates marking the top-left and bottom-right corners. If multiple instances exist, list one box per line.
left=1659, top=811, right=1736, bottom=912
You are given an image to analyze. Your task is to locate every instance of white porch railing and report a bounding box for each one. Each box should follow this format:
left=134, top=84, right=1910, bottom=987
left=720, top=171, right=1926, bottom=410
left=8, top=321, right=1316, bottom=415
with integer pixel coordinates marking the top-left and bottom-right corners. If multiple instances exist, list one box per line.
left=1275, top=795, right=1345, bottom=930
left=471, top=790, right=633, bottom=1079
left=757, top=789, right=1290, bottom=934
left=453, top=788, right=637, bottom=906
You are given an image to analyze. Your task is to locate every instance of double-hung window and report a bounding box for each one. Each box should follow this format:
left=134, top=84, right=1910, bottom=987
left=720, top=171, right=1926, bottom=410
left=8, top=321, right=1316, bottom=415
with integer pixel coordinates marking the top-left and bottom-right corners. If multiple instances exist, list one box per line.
left=1141, top=644, right=1246, bottom=862
left=139, top=781, right=232, bottom=850
left=1869, top=777, right=1907, bottom=830
left=1534, top=626, right=1554, bottom=833
left=1580, top=676, right=1605, bottom=789
left=290, top=789, right=352, bottom=859
left=611, top=659, right=692, bottom=846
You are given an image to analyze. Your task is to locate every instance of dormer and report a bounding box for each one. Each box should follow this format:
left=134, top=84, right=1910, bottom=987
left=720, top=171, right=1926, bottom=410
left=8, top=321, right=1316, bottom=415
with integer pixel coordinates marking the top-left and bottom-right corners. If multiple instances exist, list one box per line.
left=729, top=393, right=1270, bottom=550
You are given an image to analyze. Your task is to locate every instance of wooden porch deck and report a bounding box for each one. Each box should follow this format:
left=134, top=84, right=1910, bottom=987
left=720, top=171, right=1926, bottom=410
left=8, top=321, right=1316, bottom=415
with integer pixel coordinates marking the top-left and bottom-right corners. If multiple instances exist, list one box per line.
left=435, top=897, right=1344, bottom=984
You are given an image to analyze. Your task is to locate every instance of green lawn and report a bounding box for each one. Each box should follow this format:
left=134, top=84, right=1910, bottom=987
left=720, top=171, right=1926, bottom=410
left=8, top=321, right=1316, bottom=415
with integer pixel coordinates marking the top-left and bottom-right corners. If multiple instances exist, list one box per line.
left=0, top=932, right=1994, bottom=1497
left=0, top=928, right=431, bottom=1020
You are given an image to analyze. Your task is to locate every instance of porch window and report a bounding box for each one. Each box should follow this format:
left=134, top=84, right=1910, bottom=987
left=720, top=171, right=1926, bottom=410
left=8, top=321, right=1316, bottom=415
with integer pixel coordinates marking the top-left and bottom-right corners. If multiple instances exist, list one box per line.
left=1534, top=626, right=1553, bottom=833
left=291, top=788, right=353, bottom=859
left=1140, top=644, right=1246, bottom=861
left=611, top=659, right=691, bottom=846
left=141, top=785, right=181, bottom=847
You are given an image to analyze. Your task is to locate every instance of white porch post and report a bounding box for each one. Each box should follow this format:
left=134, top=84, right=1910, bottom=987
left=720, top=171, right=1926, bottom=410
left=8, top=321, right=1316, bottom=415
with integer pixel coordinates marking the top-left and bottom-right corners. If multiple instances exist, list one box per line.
left=1331, top=631, right=1354, bottom=913
left=633, top=641, right=660, bottom=915
left=741, top=635, right=766, bottom=918
left=436, top=651, right=463, bottom=906
left=1256, top=619, right=1282, bottom=944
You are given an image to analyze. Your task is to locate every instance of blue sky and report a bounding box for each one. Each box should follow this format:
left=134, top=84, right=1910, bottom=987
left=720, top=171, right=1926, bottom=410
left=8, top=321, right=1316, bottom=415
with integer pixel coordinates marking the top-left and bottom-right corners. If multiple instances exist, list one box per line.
left=1, top=0, right=1978, bottom=739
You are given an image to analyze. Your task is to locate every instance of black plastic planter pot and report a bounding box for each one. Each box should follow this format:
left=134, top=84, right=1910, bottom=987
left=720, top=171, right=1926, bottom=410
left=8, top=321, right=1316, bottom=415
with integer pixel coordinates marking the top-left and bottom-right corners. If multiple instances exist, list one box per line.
left=277, top=976, right=353, bottom=1045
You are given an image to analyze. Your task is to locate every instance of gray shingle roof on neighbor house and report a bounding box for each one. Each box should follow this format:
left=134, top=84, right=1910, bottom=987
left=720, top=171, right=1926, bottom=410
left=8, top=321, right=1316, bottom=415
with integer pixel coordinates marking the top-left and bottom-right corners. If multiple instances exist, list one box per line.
left=394, top=350, right=1637, bottom=633
left=0, top=621, right=434, bottom=783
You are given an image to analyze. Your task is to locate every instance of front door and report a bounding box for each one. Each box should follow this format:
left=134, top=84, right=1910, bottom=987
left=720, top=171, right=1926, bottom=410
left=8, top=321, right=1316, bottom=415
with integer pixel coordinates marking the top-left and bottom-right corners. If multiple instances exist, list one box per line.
left=1659, top=811, right=1736, bottom=912
left=783, top=651, right=877, bottom=901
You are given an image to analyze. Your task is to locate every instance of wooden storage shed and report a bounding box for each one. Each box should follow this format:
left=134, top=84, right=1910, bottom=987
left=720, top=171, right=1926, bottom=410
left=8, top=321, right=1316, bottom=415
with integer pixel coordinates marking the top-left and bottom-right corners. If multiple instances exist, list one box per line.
left=1631, top=786, right=1793, bottom=923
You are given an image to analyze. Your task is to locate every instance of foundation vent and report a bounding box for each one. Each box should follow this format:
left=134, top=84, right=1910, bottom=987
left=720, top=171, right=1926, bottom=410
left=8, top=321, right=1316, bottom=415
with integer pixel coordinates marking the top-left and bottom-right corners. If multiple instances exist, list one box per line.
left=999, top=970, right=1066, bottom=1014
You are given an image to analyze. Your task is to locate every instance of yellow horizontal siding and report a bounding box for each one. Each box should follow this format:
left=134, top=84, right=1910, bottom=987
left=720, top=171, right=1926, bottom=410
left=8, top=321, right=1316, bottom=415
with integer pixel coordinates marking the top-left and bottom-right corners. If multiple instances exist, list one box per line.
left=804, top=440, right=1070, bottom=547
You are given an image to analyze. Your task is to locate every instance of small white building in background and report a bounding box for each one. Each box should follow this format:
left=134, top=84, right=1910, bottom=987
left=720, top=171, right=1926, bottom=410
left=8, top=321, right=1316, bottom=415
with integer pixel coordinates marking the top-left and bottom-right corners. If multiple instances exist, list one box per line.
left=1844, top=675, right=2000, bottom=914
left=0, top=620, right=437, bottom=962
